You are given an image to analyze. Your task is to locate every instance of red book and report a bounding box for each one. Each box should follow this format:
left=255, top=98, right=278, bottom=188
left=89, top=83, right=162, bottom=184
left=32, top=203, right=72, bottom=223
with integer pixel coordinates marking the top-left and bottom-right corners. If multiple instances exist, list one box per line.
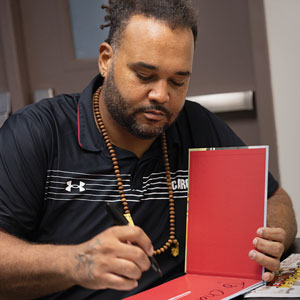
left=128, top=146, right=268, bottom=300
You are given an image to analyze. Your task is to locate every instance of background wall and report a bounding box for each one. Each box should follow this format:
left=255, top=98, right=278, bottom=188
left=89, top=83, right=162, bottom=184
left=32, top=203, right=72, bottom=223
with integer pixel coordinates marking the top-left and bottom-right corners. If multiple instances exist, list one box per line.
left=189, top=0, right=279, bottom=179
left=264, top=0, right=300, bottom=236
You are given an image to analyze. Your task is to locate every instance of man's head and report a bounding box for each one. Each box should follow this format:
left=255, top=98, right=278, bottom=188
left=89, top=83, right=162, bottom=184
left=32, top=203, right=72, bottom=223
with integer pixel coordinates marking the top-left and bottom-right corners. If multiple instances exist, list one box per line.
left=98, top=1, right=197, bottom=141
left=101, top=0, right=198, bottom=50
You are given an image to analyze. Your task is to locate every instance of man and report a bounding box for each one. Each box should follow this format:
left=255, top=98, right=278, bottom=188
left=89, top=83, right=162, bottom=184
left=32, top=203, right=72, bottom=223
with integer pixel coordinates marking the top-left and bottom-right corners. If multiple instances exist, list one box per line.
left=0, top=0, right=297, bottom=299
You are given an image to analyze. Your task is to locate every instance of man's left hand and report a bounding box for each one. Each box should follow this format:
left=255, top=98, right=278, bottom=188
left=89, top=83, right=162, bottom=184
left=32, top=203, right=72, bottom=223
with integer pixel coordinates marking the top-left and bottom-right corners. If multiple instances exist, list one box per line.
left=249, top=227, right=286, bottom=282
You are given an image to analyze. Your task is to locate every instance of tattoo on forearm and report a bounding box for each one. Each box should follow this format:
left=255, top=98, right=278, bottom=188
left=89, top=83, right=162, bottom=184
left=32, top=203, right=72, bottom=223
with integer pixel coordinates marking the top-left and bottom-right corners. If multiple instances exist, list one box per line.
left=75, top=238, right=101, bottom=278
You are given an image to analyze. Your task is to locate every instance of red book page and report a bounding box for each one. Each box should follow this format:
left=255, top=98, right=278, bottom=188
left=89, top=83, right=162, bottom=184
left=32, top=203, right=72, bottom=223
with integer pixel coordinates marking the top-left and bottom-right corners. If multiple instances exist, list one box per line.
left=127, top=274, right=261, bottom=300
left=187, top=147, right=267, bottom=280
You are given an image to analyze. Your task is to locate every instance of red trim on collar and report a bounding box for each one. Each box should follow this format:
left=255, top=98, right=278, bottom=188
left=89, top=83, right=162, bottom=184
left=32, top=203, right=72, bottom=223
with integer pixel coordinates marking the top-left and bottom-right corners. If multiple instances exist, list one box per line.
left=77, top=103, right=83, bottom=148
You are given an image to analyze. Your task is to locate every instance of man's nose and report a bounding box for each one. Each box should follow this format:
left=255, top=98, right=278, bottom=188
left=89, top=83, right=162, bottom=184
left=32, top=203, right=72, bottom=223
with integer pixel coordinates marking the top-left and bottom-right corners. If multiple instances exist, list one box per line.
left=148, top=80, right=170, bottom=104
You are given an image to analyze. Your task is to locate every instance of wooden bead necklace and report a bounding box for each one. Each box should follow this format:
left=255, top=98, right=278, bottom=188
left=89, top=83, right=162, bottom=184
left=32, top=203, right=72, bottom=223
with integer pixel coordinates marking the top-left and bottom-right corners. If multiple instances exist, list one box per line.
left=92, top=86, right=179, bottom=256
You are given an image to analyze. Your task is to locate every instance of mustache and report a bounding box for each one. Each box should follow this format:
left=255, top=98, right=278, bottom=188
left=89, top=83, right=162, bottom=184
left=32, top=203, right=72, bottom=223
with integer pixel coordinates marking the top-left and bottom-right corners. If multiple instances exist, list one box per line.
left=134, top=105, right=172, bottom=119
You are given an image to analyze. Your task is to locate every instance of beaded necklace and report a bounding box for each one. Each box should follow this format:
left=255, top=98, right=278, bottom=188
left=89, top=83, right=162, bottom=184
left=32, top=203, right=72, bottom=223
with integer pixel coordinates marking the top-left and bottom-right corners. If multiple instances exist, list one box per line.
left=92, top=86, right=179, bottom=256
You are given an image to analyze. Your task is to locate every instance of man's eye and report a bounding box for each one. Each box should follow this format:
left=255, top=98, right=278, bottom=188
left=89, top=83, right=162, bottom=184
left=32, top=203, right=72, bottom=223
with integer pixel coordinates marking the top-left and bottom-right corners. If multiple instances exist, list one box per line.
left=136, top=73, right=153, bottom=81
left=170, top=80, right=185, bottom=87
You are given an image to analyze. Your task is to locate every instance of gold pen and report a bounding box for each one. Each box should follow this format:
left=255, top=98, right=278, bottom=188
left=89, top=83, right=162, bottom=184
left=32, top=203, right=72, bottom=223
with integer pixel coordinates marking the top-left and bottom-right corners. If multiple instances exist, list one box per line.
left=106, top=202, right=163, bottom=277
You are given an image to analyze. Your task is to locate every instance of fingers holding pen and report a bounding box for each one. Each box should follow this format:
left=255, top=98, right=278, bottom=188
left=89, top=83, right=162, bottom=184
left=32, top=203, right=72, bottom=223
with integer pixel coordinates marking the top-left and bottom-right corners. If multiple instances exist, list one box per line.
left=109, top=226, right=153, bottom=271
left=71, top=225, right=153, bottom=290
left=116, top=225, right=154, bottom=257
left=100, top=273, right=139, bottom=291
left=93, top=226, right=152, bottom=271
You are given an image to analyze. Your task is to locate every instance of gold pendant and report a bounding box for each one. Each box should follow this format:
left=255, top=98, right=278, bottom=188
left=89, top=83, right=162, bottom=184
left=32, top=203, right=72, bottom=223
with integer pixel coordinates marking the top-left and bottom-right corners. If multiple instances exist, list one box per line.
left=123, top=213, right=135, bottom=226
left=171, top=242, right=179, bottom=257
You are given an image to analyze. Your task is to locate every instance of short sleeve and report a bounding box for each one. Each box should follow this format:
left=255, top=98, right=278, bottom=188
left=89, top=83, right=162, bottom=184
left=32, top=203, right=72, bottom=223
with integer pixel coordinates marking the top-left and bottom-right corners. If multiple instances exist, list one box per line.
left=0, top=114, right=49, bottom=240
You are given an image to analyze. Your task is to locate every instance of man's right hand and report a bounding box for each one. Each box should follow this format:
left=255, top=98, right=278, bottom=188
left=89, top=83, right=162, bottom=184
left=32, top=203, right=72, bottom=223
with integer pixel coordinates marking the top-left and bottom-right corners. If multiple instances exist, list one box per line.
left=0, top=226, right=153, bottom=298
left=71, top=225, right=153, bottom=291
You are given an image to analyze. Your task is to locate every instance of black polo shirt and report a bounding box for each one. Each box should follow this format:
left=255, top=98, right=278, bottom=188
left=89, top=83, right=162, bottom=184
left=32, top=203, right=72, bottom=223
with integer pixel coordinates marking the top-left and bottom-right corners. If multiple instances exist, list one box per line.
left=0, top=75, right=278, bottom=299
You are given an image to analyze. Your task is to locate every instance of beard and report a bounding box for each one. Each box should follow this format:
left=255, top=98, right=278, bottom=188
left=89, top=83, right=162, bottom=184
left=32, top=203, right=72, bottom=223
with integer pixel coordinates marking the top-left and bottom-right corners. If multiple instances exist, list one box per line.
left=103, top=66, right=173, bottom=140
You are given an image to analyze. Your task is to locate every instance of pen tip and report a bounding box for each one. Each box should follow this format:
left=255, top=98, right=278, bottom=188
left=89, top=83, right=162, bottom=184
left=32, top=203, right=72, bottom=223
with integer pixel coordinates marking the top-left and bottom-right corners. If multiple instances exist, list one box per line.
left=158, top=268, right=163, bottom=277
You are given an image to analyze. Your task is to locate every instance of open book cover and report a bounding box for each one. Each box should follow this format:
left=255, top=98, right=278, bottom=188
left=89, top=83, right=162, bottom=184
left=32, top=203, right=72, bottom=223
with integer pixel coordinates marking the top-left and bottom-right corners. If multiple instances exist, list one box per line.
left=128, top=146, right=268, bottom=300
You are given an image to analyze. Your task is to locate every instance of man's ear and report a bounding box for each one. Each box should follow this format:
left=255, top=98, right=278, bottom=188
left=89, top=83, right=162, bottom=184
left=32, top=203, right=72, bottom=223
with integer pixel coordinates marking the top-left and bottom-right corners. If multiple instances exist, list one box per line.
left=98, top=42, right=114, bottom=78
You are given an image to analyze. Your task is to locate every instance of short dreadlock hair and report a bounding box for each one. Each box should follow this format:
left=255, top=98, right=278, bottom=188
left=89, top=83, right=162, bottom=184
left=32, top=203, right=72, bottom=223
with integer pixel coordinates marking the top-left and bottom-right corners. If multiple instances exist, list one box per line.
left=101, top=0, right=198, bottom=49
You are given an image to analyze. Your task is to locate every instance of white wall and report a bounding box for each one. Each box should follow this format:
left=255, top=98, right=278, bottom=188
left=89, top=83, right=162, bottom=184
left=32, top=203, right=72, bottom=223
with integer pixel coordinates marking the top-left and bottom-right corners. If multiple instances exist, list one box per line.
left=264, top=0, right=300, bottom=236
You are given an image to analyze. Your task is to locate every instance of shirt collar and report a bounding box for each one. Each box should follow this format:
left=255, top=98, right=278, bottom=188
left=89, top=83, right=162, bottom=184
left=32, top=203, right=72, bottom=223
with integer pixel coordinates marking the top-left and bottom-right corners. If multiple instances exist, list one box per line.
left=77, top=74, right=104, bottom=152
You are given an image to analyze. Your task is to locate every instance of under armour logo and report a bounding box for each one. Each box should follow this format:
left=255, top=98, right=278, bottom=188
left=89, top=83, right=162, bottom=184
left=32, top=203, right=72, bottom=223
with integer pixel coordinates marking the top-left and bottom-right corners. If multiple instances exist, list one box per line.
left=65, top=181, right=86, bottom=192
